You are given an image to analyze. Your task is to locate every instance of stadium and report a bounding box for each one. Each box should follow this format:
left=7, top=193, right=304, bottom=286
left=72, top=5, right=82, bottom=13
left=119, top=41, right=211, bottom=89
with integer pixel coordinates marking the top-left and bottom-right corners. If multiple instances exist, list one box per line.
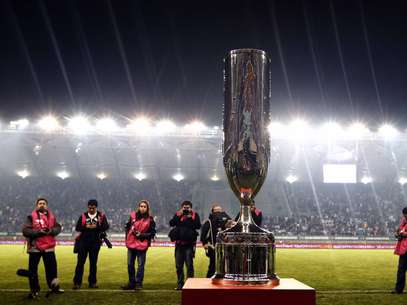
left=2, top=1, right=407, bottom=304
left=0, top=115, right=406, bottom=304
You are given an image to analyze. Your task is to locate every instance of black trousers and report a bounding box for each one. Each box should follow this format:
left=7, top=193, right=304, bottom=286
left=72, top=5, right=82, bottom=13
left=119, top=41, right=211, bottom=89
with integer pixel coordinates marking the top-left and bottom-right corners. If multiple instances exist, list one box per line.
left=396, top=253, right=407, bottom=292
left=205, top=247, right=216, bottom=278
left=28, top=252, right=58, bottom=292
left=175, top=244, right=194, bottom=288
left=73, top=243, right=101, bottom=285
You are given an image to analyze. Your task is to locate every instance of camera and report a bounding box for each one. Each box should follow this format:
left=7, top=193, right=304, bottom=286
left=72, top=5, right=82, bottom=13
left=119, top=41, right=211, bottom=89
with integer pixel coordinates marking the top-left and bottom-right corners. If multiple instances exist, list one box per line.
left=37, top=228, right=50, bottom=235
left=17, top=269, right=34, bottom=279
left=183, top=209, right=191, bottom=216
left=213, top=212, right=229, bottom=230
left=396, top=233, right=405, bottom=241
left=99, top=232, right=113, bottom=248
left=396, top=229, right=406, bottom=241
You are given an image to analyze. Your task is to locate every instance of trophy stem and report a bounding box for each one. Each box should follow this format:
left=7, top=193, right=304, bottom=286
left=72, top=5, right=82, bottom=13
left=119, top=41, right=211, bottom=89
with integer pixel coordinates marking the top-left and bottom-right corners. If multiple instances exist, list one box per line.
left=239, top=195, right=253, bottom=233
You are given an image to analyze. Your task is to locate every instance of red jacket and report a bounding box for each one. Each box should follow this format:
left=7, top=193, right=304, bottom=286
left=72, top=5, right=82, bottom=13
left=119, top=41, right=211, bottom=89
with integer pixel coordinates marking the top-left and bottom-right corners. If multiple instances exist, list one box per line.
left=395, top=219, right=407, bottom=256
left=126, top=211, right=154, bottom=251
left=30, top=209, right=56, bottom=251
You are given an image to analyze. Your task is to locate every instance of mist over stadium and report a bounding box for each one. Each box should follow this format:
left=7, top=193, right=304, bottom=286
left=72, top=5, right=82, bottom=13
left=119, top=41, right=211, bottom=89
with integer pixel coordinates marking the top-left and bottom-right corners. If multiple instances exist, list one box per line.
left=1, top=114, right=407, bottom=241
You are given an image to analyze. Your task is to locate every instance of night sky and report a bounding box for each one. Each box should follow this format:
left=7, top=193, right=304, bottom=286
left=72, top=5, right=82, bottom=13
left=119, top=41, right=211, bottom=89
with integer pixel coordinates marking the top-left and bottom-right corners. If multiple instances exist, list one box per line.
left=1, top=0, right=406, bottom=127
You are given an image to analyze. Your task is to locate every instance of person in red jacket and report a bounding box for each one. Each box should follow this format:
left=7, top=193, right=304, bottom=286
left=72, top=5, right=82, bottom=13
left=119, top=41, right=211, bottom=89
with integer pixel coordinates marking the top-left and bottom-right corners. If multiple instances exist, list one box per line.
left=22, top=198, right=63, bottom=299
left=73, top=199, right=109, bottom=289
left=169, top=201, right=201, bottom=290
left=122, top=200, right=156, bottom=290
left=393, top=207, right=407, bottom=293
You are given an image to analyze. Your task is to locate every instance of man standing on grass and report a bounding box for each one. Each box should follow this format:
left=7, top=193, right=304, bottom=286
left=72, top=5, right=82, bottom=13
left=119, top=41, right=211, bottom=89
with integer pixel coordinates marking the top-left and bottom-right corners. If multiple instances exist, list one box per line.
left=73, top=199, right=109, bottom=289
left=22, top=198, right=64, bottom=299
left=169, top=201, right=201, bottom=290
left=393, top=207, right=407, bottom=294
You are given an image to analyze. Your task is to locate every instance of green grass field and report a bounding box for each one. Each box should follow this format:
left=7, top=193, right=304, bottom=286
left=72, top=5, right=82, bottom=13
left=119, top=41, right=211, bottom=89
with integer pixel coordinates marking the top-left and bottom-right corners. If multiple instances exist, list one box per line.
left=0, top=245, right=405, bottom=305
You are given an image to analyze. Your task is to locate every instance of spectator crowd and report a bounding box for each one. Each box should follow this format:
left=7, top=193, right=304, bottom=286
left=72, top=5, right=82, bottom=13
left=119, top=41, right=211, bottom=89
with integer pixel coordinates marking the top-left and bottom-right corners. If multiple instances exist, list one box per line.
left=0, top=176, right=404, bottom=237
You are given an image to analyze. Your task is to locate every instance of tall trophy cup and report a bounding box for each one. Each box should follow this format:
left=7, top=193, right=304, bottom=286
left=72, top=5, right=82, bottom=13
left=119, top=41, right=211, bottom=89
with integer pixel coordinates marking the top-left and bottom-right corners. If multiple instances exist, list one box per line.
left=213, top=49, right=279, bottom=285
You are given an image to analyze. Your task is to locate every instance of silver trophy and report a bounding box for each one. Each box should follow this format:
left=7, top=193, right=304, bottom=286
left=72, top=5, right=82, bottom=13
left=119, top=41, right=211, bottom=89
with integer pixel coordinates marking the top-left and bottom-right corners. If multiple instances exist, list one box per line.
left=213, top=49, right=279, bottom=285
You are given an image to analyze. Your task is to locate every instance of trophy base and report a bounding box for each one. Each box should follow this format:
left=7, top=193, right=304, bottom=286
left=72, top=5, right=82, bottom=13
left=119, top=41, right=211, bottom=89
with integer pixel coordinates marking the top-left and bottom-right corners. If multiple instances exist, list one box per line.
left=212, top=275, right=280, bottom=286
left=214, top=226, right=277, bottom=284
left=182, top=278, right=315, bottom=305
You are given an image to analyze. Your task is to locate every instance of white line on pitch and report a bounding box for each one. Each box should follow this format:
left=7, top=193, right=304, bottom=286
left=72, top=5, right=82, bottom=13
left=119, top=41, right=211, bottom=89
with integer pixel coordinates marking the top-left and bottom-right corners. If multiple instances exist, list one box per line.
left=318, top=290, right=392, bottom=294
left=0, top=288, right=394, bottom=294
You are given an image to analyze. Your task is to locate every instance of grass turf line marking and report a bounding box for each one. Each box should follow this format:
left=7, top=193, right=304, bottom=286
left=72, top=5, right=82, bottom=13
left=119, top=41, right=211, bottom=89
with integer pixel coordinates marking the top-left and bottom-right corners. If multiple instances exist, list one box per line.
left=0, top=289, right=394, bottom=294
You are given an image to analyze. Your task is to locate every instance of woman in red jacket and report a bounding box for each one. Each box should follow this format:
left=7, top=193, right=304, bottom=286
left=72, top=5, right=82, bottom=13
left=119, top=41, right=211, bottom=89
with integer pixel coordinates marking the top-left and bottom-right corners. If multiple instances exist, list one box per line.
left=394, top=207, right=407, bottom=294
left=122, top=200, right=156, bottom=290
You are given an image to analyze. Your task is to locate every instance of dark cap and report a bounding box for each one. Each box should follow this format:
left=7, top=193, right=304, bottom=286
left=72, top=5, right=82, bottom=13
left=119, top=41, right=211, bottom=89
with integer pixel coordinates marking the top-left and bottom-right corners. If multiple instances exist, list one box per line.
left=88, top=199, right=98, bottom=207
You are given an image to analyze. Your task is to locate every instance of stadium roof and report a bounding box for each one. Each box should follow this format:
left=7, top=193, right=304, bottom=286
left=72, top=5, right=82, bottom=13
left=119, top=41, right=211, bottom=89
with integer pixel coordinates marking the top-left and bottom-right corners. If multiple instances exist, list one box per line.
left=2, top=116, right=407, bottom=183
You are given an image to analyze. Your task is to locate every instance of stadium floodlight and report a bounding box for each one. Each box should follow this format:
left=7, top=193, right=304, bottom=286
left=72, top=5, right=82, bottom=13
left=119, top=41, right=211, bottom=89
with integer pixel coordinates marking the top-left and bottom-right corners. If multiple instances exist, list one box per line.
left=319, top=121, right=343, bottom=139
left=286, top=175, right=298, bottom=184
left=95, top=117, right=119, bottom=134
left=134, top=172, right=146, bottom=181
left=287, top=119, right=310, bottom=141
left=74, top=142, right=82, bottom=154
left=33, top=144, right=42, bottom=155
left=10, top=119, right=29, bottom=130
left=155, top=120, right=176, bottom=135
left=67, top=115, right=92, bottom=135
left=17, top=169, right=30, bottom=179
left=56, top=170, right=70, bottom=180
left=211, top=175, right=220, bottom=181
left=38, top=115, right=60, bottom=132
left=399, top=177, right=407, bottom=185
left=361, top=176, right=373, bottom=184
left=268, top=122, right=286, bottom=138
left=184, top=121, right=207, bottom=134
left=378, top=124, right=398, bottom=139
left=97, top=172, right=107, bottom=180
left=172, top=173, right=184, bottom=182
left=347, top=122, right=369, bottom=140
left=126, top=117, right=153, bottom=136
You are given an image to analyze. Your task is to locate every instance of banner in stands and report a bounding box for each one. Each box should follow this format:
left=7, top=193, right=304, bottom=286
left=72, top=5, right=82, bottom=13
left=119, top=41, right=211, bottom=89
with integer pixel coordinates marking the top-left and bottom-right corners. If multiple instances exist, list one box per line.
left=0, top=240, right=395, bottom=249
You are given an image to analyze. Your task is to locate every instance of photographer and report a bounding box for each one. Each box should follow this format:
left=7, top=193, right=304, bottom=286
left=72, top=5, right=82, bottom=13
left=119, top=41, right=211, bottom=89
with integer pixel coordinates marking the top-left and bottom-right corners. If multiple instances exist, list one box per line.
left=122, top=200, right=156, bottom=290
left=393, top=207, right=407, bottom=294
left=201, top=203, right=232, bottom=278
left=169, top=201, right=201, bottom=290
left=73, top=199, right=109, bottom=289
left=22, top=198, right=63, bottom=299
